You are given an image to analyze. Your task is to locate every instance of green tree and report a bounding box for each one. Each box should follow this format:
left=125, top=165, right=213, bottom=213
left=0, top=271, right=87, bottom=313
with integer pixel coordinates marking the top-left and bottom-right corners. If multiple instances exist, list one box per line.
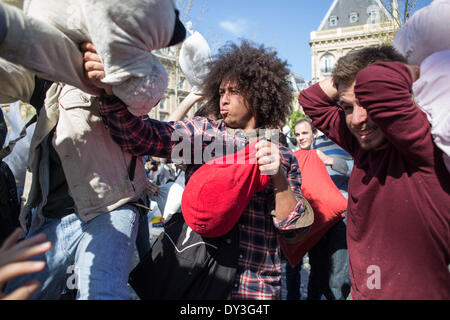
left=287, top=108, right=307, bottom=136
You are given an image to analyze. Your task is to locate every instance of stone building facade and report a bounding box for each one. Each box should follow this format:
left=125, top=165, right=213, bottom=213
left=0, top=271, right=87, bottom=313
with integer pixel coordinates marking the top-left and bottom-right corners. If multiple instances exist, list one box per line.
left=151, top=46, right=201, bottom=121
left=310, top=0, right=398, bottom=82
left=2, top=0, right=22, bottom=8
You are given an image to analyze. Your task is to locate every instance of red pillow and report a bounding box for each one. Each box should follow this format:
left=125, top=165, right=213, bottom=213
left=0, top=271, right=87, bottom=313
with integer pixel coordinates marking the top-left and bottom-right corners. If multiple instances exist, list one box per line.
left=280, top=150, right=347, bottom=267
left=181, top=141, right=270, bottom=238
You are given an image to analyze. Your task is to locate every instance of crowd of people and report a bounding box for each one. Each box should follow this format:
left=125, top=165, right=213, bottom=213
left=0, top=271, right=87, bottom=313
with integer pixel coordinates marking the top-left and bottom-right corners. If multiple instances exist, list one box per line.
left=0, top=0, right=449, bottom=300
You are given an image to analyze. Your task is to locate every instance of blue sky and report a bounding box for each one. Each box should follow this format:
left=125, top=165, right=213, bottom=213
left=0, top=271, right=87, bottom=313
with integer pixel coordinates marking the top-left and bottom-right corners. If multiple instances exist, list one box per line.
left=179, top=0, right=432, bottom=81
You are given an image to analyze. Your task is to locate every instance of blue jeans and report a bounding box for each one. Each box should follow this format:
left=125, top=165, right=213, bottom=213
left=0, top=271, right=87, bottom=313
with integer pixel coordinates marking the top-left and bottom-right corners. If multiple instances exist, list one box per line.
left=5, top=204, right=139, bottom=300
left=307, top=218, right=351, bottom=300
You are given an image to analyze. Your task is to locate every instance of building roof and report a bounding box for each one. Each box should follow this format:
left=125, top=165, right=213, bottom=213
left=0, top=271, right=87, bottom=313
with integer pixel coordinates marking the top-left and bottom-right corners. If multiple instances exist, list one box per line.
left=318, top=0, right=393, bottom=31
left=2, top=0, right=23, bottom=8
left=288, top=73, right=307, bottom=92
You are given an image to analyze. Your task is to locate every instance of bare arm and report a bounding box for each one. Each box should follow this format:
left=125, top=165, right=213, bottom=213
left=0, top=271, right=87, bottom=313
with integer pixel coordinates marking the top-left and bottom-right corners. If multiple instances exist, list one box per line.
left=271, top=171, right=298, bottom=220
left=168, top=91, right=204, bottom=121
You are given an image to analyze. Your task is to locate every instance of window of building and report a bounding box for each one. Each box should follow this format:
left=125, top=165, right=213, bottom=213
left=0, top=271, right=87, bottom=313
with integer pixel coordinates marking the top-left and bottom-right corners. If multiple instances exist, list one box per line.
left=179, top=78, right=185, bottom=90
left=329, top=15, right=338, bottom=27
left=168, top=46, right=177, bottom=57
left=367, top=6, right=379, bottom=24
left=320, top=54, right=336, bottom=74
left=349, top=12, right=359, bottom=24
left=158, top=48, right=170, bottom=55
left=159, top=98, right=166, bottom=110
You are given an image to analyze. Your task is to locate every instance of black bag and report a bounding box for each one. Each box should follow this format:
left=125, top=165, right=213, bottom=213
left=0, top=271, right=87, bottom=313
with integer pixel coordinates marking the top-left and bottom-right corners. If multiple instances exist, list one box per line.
left=129, top=212, right=239, bottom=300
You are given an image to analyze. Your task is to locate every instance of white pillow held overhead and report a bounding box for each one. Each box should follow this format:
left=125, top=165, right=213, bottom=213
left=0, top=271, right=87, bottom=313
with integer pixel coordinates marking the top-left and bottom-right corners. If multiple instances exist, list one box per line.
left=179, top=31, right=212, bottom=94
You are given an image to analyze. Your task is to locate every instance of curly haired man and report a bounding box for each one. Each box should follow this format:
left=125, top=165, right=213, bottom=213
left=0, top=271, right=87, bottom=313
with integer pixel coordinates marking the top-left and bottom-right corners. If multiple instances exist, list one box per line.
left=83, top=40, right=310, bottom=300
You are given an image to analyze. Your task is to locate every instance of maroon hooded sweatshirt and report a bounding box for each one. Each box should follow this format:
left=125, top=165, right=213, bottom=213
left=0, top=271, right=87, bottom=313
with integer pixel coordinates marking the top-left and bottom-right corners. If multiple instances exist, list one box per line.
left=299, top=61, right=450, bottom=300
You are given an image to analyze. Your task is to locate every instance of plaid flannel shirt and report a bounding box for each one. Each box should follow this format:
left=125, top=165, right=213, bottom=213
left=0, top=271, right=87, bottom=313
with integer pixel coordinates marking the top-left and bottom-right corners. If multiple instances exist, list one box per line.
left=98, top=96, right=305, bottom=300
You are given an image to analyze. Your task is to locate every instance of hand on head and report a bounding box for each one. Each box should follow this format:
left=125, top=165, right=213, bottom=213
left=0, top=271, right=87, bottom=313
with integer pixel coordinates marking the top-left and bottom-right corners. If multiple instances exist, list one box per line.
left=0, top=228, right=51, bottom=300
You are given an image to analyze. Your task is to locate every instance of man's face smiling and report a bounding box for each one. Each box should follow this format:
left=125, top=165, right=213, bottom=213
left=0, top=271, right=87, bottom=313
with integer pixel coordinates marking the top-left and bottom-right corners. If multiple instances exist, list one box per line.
left=339, top=81, right=388, bottom=151
left=294, top=121, right=316, bottom=150
left=219, top=79, right=257, bottom=131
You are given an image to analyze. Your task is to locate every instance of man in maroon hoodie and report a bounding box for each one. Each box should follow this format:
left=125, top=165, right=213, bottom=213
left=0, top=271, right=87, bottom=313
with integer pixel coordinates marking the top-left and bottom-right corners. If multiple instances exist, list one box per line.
left=299, top=45, right=450, bottom=300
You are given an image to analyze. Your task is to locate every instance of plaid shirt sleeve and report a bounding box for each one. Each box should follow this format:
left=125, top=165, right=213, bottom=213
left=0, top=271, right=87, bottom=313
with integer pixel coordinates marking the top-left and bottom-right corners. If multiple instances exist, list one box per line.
left=98, top=96, right=227, bottom=163
left=98, top=95, right=199, bottom=159
left=271, top=146, right=306, bottom=231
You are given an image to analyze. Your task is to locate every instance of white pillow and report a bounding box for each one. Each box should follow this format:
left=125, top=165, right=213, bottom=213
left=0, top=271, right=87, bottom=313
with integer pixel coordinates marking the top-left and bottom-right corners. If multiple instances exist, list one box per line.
left=393, top=0, right=450, bottom=66
left=412, top=49, right=450, bottom=172
left=179, top=31, right=212, bottom=94
left=24, top=0, right=177, bottom=116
